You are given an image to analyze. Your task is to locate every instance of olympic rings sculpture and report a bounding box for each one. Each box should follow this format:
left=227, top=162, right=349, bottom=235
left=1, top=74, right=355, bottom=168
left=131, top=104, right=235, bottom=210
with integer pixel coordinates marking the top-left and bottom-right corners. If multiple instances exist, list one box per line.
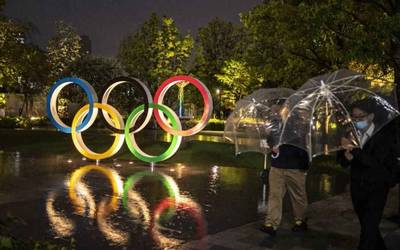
left=47, top=75, right=213, bottom=163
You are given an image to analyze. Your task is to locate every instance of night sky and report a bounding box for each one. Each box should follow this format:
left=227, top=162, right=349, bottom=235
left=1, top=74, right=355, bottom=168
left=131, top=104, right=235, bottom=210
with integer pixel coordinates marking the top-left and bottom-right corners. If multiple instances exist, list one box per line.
left=4, top=0, right=261, bottom=57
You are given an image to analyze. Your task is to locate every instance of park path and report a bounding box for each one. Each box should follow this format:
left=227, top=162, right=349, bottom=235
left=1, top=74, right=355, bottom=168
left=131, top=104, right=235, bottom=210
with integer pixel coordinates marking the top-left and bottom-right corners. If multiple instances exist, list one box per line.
left=181, top=186, right=400, bottom=250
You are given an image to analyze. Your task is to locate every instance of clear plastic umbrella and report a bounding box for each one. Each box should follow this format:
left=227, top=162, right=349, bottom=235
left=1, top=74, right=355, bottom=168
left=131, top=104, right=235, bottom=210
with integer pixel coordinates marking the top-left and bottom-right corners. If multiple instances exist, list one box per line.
left=224, top=88, right=295, bottom=168
left=279, top=69, right=399, bottom=160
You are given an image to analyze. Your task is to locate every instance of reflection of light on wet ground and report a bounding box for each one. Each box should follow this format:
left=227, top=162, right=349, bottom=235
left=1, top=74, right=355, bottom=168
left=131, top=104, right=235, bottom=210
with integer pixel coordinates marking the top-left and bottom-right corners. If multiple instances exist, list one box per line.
left=46, top=191, right=75, bottom=237
left=151, top=196, right=207, bottom=250
left=160, top=132, right=225, bottom=143
left=320, top=174, right=332, bottom=195
left=126, top=189, right=150, bottom=229
left=68, top=165, right=124, bottom=215
left=14, top=151, right=20, bottom=176
left=176, top=163, right=185, bottom=179
left=0, top=152, right=350, bottom=248
left=43, top=164, right=208, bottom=248
left=97, top=199, right=129, bottom=245
left=257, top=183, right=267, bottom=213
left=59, top=165, right=128, bottom=245
left=69, top=180, right=96, bottom=218
left=208, top=165, right=220, bottom=195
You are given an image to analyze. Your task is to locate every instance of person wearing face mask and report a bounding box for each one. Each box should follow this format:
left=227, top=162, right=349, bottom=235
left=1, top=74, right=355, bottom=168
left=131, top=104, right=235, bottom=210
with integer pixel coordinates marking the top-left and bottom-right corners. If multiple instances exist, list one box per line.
left=337, top=99, right=397, bottom=250
left=260, top=103, right=310, bottom=236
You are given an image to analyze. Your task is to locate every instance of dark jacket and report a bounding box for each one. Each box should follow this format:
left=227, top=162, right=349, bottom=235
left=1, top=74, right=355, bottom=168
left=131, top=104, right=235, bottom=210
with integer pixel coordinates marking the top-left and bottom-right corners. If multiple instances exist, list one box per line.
left=337, top=122, right=397, bottom=185
left=271, top=144, right=310, bottom=170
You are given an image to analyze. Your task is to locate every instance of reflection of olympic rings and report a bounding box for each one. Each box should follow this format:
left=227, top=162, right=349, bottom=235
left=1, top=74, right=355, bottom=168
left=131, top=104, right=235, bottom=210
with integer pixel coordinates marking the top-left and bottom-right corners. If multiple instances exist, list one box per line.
left=46, top=191, right=75, bottom=237
left=68, top=165, right=128, bottom=245
left=68, top=165, right=123, bottom=215
left=46, top=166, right=207, bottom=248
left=47, top=75, right=213, bottom=163
left=123, top=170, right=207, bottom=249
left=123, top=170, right=180, bottom=220
left=123, top=170, right=180, bottom=208
left=151, top=196, right=207, bottom=250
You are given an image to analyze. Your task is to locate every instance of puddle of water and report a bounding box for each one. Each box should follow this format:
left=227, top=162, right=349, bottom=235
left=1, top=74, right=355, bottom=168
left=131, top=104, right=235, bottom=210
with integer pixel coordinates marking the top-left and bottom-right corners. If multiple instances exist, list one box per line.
left=0, top=152, right=348, bottom=249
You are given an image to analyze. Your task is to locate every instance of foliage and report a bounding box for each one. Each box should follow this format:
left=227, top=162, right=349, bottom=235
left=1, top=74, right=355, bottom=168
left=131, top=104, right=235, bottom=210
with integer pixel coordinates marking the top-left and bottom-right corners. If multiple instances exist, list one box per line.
left=185, top=118, right=225, bottom=131
left=241, top=0, right=400, bottom=98
left=118, top=13, right=193, bottom=91
left=47, top=21, right=83, bottom=81
left=0, top=0, right=4, bottom=13
left=193, top=18, right=249, bottom=90
left=62, top=56, right=125, bottom=102
left=0, top=93, right=5, bottom=107
left=0, top=116, right=47, bottom=128
left=0, top=19, right=30, bottom=89
left=215, top=59, right=264, bottom=109
left=0, top=12, right=49, bottom=116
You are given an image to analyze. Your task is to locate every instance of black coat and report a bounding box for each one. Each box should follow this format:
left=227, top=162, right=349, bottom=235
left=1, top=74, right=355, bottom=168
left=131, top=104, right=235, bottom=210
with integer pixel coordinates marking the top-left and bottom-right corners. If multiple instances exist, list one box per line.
left=337, top=122, right=397, bottom=185
left=271, top=144, right=309, bottom=170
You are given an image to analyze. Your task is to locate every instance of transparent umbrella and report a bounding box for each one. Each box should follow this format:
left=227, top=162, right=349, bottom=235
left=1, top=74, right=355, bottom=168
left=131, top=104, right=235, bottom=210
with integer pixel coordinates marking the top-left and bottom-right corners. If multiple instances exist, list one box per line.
left=224, top=88, right=295, bottom=169
left=279, top=69, right=399, bottom=159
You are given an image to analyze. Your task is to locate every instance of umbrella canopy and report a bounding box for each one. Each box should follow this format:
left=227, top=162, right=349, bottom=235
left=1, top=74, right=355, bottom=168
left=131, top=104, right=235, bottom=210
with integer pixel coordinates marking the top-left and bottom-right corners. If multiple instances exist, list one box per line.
left=224, top=88, right=295, bottom=156
left=279, top=69, right=399, bottom=159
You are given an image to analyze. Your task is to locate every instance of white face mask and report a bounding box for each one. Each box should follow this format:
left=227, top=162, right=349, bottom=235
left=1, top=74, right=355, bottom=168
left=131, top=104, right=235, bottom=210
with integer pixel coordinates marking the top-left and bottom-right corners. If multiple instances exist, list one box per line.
left=355, top=120, right=369, bottom=130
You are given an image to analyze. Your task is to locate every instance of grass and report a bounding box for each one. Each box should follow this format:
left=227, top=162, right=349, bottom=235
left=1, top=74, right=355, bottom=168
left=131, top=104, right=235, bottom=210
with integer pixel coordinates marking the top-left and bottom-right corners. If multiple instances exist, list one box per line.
left=0, top=129, right=344, bottom=171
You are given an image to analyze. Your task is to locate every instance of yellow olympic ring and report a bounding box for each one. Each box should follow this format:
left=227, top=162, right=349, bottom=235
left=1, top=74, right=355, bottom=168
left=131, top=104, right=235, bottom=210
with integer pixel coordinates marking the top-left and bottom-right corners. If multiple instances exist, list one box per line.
left=71, top=103, right=125, bottom=160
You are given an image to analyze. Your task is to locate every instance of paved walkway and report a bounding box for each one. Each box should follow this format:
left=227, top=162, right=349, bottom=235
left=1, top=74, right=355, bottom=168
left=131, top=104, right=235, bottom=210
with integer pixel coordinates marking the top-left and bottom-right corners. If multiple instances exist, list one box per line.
left=182, top=186, right=400, bottom=250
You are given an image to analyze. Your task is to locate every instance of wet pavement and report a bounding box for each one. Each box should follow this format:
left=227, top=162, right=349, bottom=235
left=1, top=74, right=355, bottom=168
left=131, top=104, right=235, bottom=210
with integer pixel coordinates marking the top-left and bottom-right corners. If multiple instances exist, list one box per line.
left=0, top=150, right=351, bottom=249
left=182, top=186, right=400, bottom=250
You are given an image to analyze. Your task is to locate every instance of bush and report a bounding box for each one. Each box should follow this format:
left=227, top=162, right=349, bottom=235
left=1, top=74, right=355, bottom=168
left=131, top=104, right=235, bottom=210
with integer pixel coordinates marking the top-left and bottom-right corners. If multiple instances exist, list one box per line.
left=184, top=118, right=225, bottom=131
left=0, top=116, right=48, bottom=129
left=0, top=93, right=5, bottom=108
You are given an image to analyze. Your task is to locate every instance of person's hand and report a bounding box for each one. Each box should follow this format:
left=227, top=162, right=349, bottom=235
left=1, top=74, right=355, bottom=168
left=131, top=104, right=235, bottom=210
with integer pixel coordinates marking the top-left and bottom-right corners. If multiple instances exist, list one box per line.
left=344, top=150, right=354, bottom=161
left=272, top=145, right=279, bottom=154
left=341, top=137, right=355, bottom=151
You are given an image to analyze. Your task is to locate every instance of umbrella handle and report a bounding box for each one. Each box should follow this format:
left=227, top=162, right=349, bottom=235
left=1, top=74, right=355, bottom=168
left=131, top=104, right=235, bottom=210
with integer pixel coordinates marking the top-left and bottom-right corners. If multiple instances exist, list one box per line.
left=271, top=152, right=280, bottom=159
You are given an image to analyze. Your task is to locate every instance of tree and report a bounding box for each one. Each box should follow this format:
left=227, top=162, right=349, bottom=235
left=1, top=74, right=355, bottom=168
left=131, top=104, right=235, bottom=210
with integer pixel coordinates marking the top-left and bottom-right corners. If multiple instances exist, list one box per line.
left=118, top=13, right=193, bottom=91
left=193, top=18, right=248, bottom=89
left=63, top=56, right=132, bottom=112
left=0, top=19, right=29, bottom=89
left=0, top=0, right=5, bottom=13
left=241, top=1, right=347, bottom=89
left=241, top=0, right=400, bottom=99
left=215, top=59, right=264, bottom=109
left=12, top=46, right=49, bottom=116
left=47, top=21, right=83, bottom=82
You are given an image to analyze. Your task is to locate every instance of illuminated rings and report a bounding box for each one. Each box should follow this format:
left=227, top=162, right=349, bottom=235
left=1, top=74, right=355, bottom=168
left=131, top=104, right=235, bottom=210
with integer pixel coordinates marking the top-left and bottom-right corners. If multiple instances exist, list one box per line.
left=151, top=197, right=207, bottom=249
left=68, top=165, right=124, bottom=213
left=47, top=75, right=213, bottom=163
left=125, top=103, right=182, bottom=163
left=153, top=75, right=213, bottom=136
left=101, top=77, right=153, bottom=134
left=123, top=171, right=180, bottom=220
left=122, top=171, right=180, bottom=209
left=46, top=77, right=98, bottom=133
left=71, top=103, right=125, bottom=160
